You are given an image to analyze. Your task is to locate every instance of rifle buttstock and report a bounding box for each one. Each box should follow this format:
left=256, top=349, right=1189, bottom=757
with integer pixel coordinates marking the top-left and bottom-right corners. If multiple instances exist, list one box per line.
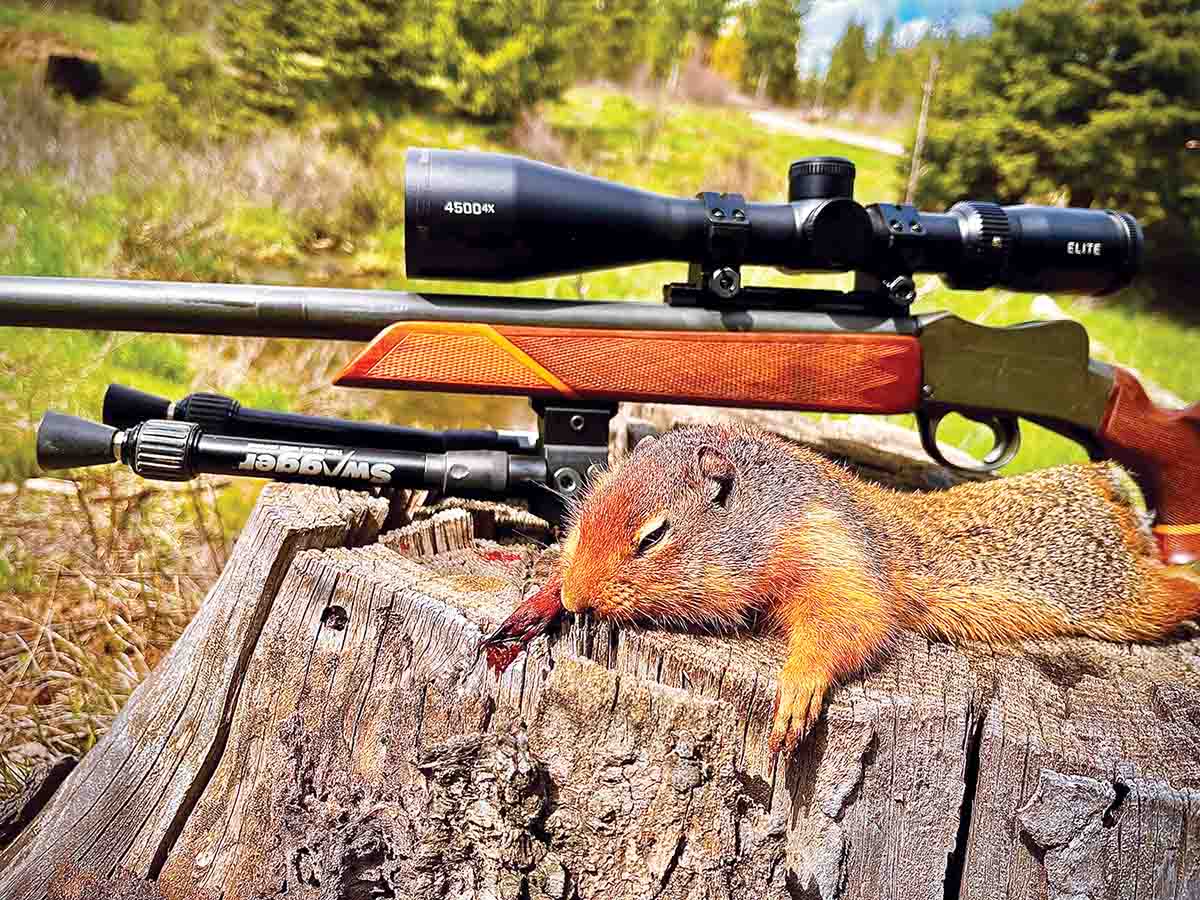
left=335, top=322, right=922, bottom=415
left=1100, top=368, right=1200, bottom=564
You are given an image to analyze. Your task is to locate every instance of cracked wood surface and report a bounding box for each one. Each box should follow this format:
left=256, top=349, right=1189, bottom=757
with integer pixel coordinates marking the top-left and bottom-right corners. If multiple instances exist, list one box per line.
left=1, top=410, right=1198, bottom=900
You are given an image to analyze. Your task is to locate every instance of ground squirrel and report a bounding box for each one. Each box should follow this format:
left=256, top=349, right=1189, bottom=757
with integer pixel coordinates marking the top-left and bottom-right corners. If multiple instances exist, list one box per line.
left=532, top=422, right=1200, bottom=754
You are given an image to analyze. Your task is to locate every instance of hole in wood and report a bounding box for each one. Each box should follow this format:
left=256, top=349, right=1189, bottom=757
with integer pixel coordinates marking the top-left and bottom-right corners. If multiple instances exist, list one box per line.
left=321, top=604, right=349, bottom=631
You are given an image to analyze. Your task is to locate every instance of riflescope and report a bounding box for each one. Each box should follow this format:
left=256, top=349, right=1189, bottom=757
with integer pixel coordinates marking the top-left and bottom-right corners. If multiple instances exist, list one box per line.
left=405, top=149, right=1142, bottom=296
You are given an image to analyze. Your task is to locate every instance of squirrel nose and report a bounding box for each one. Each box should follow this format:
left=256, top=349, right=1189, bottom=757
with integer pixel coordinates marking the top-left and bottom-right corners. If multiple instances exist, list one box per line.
left=561, top=575, right=592, bottom=613
left=561, top=585, right=582, bottom=613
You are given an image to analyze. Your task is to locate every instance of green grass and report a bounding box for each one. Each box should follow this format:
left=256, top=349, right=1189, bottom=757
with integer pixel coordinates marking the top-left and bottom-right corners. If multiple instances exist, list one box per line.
left=0, top=328, right=194, bottom=482
left=0, top=176, right=121, bottom=276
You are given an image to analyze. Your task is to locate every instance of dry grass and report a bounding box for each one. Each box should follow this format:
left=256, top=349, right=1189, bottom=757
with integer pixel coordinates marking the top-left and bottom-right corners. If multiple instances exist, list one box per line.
left=0, top=78, right=147, bottom=201
left=0, top=470, right=226, bottom=791
left=673, top=51, right=739, bottom=106
left=1, top=77, right=365, bottom=209
left=511, top=109, right=570, bottom=167
left=1, top=77, right=373, bottom=282
left=701, top=152, right=775, bottom=202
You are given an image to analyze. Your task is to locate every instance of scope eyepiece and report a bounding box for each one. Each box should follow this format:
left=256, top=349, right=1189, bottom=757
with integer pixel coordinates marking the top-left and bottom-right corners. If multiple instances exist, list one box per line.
left=404, top=148, right=1143, bottom=296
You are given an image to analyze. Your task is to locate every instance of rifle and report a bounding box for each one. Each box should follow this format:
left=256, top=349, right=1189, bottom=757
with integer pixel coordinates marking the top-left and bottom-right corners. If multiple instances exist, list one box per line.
left=3, top=150, right=1197, bottom=563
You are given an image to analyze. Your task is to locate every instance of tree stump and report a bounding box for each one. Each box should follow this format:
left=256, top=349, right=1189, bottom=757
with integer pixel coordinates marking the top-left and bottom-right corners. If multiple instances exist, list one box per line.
left=2, top=407, right=1199, bottom=900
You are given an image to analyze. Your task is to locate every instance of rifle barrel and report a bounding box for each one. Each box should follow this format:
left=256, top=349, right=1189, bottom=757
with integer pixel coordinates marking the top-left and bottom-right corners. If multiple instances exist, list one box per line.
left=0, top=276, right=911, bottom=339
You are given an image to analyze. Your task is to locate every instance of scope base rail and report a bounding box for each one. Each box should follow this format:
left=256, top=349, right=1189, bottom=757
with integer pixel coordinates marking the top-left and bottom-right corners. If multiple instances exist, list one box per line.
left=663, top=279, right=915, bottom=313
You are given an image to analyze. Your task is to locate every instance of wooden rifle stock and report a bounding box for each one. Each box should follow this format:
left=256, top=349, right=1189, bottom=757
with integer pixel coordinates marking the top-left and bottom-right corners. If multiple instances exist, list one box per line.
left=1099, top=368, right=1200, bottom=564
left=335, top=322, right=923, bottom=414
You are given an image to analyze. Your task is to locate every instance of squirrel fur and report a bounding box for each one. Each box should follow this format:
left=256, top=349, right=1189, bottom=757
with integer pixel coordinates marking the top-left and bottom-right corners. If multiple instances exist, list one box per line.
left=557, top=423, right=1200, bottom=754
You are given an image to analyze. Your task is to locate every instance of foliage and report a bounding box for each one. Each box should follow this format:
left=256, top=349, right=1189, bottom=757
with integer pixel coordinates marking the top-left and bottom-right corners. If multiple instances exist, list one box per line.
left=586, top=0, right=659, bottom=83
left=219, top=0, right=585, bottom=122
left=911, top=0, right=1200, bottom=273
left=424, top=0, right=587, bottom=120
left=59, top=0, right=148, bottom=24
left=740, top=0, right=806, bottom=103
left=219, top=0, right=438, bottom=120
left=823, top=18, right=868, bottom=109
left=869, top=19, right=909, bottom=115
left=710, top=27, right=745, bottom=86
left=643, top=0, right=731, bottom=78
left=1, top=3, right=233, bottom=142
left=686, top=0, right=732, bottom=43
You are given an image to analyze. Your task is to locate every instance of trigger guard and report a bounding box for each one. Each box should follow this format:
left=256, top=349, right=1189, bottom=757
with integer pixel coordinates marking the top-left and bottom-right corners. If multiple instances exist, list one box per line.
left=917, top=409, right=1021, bottom=474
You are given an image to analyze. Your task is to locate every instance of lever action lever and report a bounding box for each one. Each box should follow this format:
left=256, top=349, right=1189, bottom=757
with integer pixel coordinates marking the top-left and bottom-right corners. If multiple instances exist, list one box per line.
left=103, top=384, right=536, bottom=454
left=37, top=411, right=548, bottom=495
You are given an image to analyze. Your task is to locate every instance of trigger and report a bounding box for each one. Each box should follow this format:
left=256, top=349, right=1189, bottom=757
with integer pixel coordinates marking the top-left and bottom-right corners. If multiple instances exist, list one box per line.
left=974, top=413, right=1021, bottom=469
left=917, top=409, right=951, bottom=468
left=916, top=409, right=1021, bottom=474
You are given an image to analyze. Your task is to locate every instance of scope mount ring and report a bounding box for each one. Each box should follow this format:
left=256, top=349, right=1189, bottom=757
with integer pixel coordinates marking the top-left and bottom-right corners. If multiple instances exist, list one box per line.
left=916, top=407, right=1021, bottom=474
left=688, top=191, right=751, bottom=300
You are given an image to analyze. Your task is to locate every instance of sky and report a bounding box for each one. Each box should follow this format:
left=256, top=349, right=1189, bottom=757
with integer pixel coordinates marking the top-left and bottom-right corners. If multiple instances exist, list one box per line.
left=797, top=0, right=1024, bottom=73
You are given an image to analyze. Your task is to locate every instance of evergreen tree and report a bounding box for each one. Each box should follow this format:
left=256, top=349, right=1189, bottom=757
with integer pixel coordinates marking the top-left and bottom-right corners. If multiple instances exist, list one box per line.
left=823, top=19, right=868, bottom=109
left=586, top=0, right=658, bottom=83
left=645, top=0, right=731, bottom=75
left=220, top=0, right=581, bottom=121
left=912, top=0, right=1200, bottom=273
left=426, top=0, right=587, bottom=119
left=219, top=0, right=436, bottom=118
left=873, top=17, right=895, bottom=62
left=665, top=0, right=730, bottom=44
left=740, top=0, right=806, bottom=103
left=874, top=20, right=911, bottom=114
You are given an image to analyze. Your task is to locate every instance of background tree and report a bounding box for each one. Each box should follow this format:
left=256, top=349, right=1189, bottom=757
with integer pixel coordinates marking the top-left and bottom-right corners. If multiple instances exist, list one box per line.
left=645, top=0, right=731, bottom=77
left=710, top=24, right=747, bottom=87
left=868, top=18, right=909, bottom=115
left=585, top=0, right=658, bottom=84
left=740, top=0, right=806, bottom=104
left=822, top=18, right=867, bottom=109
left=873, top=17, right=895, bottom=61
left=220, top=0, right=583, bottom=121
left=424, top=0, right=585, bottom=120
left=910, top=0, right=1200, bottom=276
left=688, top=0, right=733, bottom=54
left=219, top=0, right=436, bottom=118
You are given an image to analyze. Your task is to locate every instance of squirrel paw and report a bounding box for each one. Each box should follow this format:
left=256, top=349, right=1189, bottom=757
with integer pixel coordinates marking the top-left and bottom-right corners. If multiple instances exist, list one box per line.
left=769, top=673, right=829, bottom=754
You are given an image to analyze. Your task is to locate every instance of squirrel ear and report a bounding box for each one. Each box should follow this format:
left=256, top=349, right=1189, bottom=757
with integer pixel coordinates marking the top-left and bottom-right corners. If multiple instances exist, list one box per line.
left=698, top=446, right=734, bottom=507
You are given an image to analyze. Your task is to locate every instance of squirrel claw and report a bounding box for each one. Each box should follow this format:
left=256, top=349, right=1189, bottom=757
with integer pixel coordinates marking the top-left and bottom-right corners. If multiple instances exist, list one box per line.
left=769, top=674, right=828, bottom=755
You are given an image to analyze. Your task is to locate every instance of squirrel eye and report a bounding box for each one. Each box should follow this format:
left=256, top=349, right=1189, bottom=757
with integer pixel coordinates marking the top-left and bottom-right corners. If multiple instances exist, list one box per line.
left=636, top=519, right=670, bottom=555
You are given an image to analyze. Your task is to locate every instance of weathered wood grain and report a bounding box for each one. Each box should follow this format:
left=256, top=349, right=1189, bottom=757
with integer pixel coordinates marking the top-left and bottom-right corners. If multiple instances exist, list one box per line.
left=1, top=409, right=1197, bottom=900
left=0, top=484, right=390, bottom=900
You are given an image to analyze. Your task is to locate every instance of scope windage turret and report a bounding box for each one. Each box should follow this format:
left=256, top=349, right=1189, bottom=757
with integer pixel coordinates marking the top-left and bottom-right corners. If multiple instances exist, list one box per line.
left=404, top=148, right=1143, bottom=296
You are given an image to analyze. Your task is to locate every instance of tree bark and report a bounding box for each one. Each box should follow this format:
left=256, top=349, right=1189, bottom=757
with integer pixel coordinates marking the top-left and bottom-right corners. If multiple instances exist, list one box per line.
left=2, top=409, right=1198, bottom=900
left=905, top=51, right=940, bottom=206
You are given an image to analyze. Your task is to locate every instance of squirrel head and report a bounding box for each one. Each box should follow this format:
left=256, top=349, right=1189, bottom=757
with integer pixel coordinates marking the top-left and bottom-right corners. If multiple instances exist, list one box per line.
left=559, top=424, right=783, bottom=629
